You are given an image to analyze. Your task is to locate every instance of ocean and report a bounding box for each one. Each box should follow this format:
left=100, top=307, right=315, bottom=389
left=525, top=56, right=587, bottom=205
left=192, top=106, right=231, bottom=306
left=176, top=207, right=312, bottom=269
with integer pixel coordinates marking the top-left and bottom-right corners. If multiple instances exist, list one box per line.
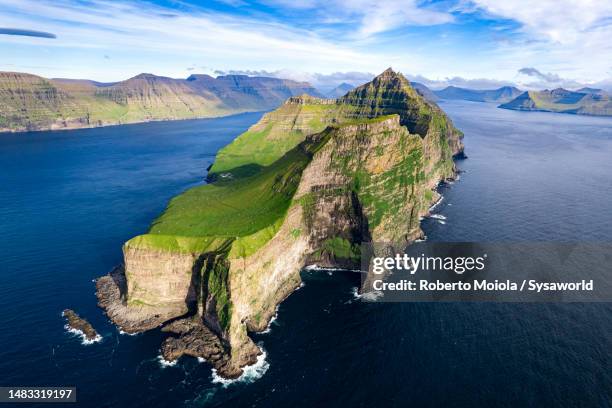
left=0, top=103, right=610, bottom=407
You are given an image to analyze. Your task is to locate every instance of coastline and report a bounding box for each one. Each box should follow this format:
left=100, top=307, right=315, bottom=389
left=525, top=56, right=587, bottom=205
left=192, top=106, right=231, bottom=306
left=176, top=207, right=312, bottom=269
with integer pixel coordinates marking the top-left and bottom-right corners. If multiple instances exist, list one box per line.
left=0, top=109, right=263, bottom=135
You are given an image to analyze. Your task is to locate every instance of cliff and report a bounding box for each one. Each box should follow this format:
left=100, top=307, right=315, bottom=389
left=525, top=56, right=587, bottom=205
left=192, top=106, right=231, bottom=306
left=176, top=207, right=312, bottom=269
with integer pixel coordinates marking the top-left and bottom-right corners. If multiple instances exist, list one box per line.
left=0, top=72, right=322, bottom=133
left=97, top=68, right=464, bottom=378
left=499, top=88, right=612, bottom=116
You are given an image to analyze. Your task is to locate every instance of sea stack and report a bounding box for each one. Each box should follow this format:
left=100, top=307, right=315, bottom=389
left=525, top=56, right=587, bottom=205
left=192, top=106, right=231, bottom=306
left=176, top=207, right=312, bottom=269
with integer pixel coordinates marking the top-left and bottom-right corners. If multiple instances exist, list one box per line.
left=63, top=309, right=99, bottom=342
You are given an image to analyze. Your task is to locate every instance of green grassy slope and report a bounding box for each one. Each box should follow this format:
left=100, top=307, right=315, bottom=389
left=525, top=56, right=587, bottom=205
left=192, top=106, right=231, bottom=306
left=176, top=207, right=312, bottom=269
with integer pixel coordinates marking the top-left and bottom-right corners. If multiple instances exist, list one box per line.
left=209, top=98, right=358, bottom=178
left=150, top=145, right=313, bottom=238
left=132, top=126, right=331, bottom=255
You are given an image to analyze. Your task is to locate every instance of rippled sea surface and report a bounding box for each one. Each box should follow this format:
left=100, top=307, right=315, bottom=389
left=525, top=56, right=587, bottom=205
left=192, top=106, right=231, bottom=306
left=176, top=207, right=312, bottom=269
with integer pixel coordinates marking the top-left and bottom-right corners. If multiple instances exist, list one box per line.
left=1, top=103, right=611, bottom=407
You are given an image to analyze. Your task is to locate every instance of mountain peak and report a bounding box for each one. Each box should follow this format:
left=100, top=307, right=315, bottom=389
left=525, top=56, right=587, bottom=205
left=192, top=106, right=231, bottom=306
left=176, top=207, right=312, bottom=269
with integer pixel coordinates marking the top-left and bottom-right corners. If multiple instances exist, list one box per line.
left=339, top=68, right=435, bottom=136
left=368, top=68, right=412, bottom=92
left=186, top=74, right=214, bottom=81
left=376, top=67, right=402, bottom=81
left=131, top=73, right=157, bottom=79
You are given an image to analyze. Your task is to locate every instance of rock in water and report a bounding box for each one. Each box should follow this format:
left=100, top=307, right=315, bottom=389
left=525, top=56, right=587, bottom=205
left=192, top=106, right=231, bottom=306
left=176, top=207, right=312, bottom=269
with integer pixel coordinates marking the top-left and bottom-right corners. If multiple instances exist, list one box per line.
left=62, top=309, right=99, bottom=341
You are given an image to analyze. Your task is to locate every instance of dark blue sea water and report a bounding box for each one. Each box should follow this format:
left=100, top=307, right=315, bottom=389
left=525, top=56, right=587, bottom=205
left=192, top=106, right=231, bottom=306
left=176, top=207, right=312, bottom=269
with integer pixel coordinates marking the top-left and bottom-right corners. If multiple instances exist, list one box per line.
left=1, top=103, right=611, bottom=407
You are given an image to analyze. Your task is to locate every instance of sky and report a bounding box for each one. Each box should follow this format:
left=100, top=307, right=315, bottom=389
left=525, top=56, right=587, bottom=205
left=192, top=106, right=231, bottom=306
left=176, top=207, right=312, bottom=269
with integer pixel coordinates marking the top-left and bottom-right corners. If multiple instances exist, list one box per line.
left=1, top=0, right=611, bottom=91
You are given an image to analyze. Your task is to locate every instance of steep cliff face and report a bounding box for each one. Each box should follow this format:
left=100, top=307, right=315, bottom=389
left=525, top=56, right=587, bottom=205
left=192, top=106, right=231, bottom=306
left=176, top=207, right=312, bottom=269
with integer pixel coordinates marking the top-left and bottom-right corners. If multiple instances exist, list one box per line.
left=0, top=72, right=106, bottom=132
left=97, top=68, right=465, bottom=378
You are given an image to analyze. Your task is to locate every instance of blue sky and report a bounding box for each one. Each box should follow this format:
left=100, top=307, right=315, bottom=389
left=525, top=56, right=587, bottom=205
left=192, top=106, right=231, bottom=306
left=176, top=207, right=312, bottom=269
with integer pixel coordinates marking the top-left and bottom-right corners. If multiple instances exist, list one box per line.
left=1, top=0, right=611, bottom=90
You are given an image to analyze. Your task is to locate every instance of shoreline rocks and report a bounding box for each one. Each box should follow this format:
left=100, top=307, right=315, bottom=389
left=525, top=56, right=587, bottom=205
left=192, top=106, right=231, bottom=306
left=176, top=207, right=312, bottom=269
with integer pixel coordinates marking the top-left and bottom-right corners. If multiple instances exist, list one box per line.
left=161, top=317, right=258, bottom=379
left=62, top=309, right=99, bottom=341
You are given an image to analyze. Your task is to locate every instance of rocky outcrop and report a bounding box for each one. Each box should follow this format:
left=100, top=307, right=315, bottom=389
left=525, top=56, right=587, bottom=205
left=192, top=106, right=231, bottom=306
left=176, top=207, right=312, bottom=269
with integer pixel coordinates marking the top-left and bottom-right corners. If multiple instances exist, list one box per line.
left=161, top=318, right=246, bottom=378
left=97, top=261, right=192, bottom=334
left=62, top=309, right=99, bottom=341
left=98, top=68, right=465, bottom=378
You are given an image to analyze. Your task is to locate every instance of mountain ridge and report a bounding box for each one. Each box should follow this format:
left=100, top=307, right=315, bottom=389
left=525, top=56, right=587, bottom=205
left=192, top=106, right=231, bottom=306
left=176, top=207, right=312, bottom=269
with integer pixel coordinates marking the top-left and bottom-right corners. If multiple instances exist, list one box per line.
left=326, top=82, right=355, bottom=98
left=0, top=71, right=323, bottom=133
left=435, top=85, right=522, bottom=103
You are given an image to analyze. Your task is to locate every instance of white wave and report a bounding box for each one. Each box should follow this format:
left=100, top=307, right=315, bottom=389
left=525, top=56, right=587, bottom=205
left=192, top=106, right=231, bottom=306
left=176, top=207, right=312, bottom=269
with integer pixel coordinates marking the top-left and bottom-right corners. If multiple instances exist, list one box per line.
left=352, top=287, right=384, bottom=301
left=360, top=290, right=384, bottom=302
left=429, top=195, right=444, bottom=211
left=197, top=357, right=207, bottom=363
left=437, top=220, right=446, bottom=225
left=118, top=329, right=139, bottom=336
left=305, top=265, right=365, bottom=273
left=64, top=325, right=103, bottom=345
left=429, top=214, right=447, bottom=220
left=260, top=306, right=279, bottom=334
left=211, top=346, right=269, bottom=387
left=157, top=355, right=178, bottom=368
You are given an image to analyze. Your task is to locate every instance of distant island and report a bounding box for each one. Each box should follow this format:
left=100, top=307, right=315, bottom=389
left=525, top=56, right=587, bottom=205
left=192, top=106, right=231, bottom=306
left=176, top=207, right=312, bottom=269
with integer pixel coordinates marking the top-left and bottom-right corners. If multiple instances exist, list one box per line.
left=434, top=85, right=522, bottom=103
left=423, top=84, right=612, bottom=117
left=0, top=72, right=323, bottom=133
left=326, top=82, right=355, bottom=98
left=96, top=68, right=465, bottom=379
left=499, top=88, right=612, bottom=116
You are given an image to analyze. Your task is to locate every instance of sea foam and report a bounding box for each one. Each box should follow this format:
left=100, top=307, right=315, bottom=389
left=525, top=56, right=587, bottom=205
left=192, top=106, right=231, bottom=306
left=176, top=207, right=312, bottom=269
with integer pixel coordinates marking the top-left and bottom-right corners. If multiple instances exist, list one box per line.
left=260, top=306, right=279, bottom=334
left=64, top=325, right=103, bottom=345
left=157, top=355, right=178, bottom=368
left=211, top=345, right=269, bottom=387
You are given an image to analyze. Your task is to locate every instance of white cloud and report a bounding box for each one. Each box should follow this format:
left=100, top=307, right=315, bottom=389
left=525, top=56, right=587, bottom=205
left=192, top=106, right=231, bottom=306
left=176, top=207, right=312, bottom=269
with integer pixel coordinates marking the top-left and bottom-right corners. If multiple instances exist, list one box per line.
left=466, top=1, right=612, bottom=82
left=262, top=0, right=454, bottom=37
left=1, top=0, right=610, bottom=86
left=0, top=0, right=382, bottom=80
left=469, top=0, right=612, bottom=44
